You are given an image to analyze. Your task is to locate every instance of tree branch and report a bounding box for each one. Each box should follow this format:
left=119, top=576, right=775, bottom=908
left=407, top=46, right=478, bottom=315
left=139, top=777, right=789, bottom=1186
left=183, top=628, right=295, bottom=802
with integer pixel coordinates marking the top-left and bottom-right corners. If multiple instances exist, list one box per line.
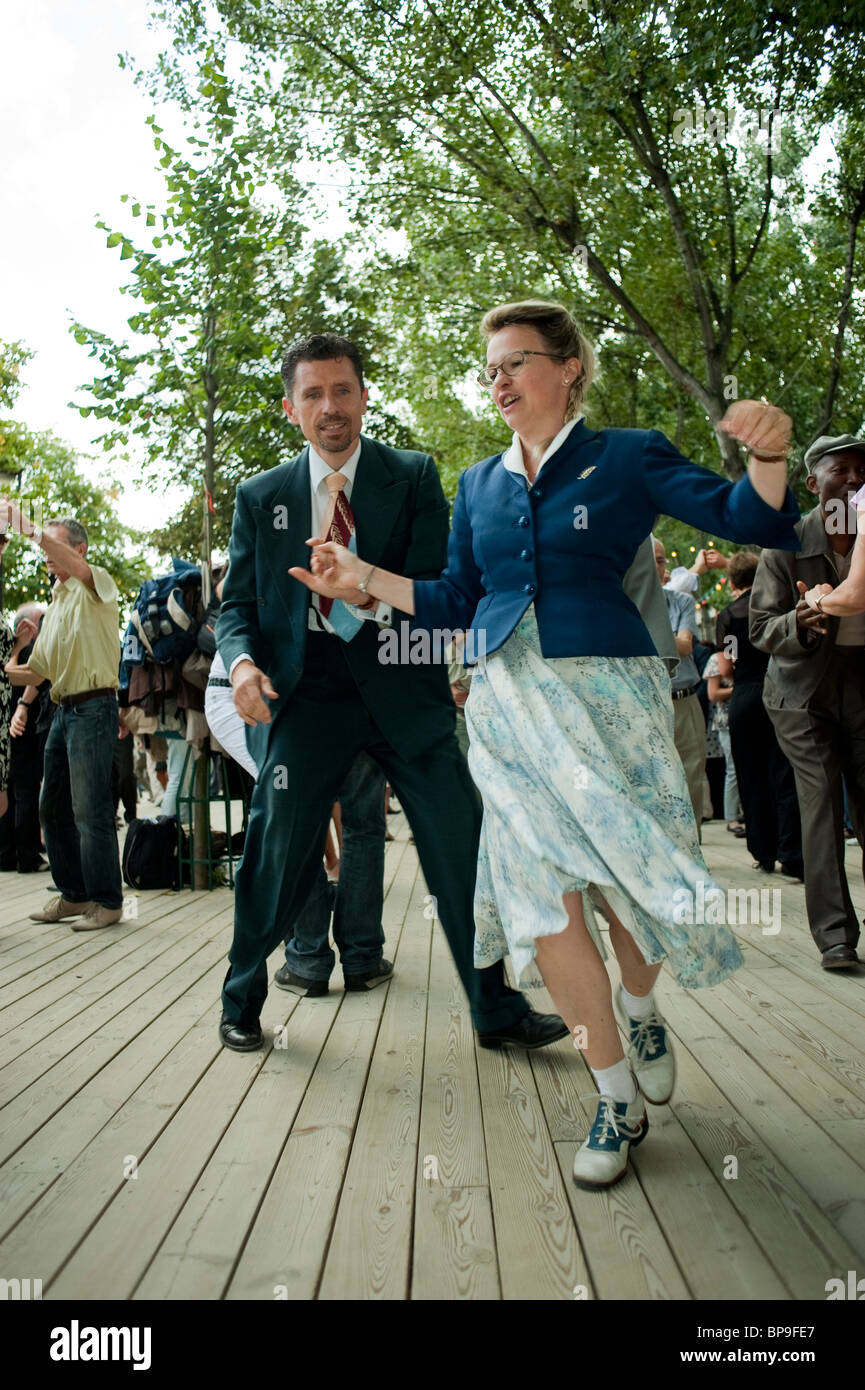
left=809, top=178, right=865, bottom=442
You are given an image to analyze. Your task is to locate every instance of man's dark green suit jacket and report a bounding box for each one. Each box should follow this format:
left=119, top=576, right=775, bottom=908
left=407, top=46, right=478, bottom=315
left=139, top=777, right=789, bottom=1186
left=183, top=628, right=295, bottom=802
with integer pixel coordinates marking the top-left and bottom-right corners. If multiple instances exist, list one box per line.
left=217, top=435, right=457, bottom=767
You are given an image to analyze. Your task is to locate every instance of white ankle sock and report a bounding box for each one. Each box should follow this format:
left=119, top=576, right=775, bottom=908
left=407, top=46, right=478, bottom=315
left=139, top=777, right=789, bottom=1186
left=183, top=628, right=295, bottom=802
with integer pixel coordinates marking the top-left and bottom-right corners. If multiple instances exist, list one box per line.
left=590, top=1058, right=637, bottom=1103
left=621, top=985, right=655, bottom=1020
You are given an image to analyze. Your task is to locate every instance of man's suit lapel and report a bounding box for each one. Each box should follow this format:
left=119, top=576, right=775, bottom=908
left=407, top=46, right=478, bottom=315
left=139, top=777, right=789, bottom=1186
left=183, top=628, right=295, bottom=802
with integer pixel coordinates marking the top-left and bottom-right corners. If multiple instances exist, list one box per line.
left=253, top=447, right=313, bottom=639
left=351, top=437, right=410, bottom=565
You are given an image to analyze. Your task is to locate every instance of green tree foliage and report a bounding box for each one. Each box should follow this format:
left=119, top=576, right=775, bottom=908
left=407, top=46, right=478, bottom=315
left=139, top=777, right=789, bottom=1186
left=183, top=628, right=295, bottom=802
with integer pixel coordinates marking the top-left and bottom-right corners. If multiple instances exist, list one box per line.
left=72, top=52, right=426, bottom=559
left=71, top=55, right=299, bottom=563
left=0, top=340, right=32, bottom=413
left=150, top=0, right=865, bottom=496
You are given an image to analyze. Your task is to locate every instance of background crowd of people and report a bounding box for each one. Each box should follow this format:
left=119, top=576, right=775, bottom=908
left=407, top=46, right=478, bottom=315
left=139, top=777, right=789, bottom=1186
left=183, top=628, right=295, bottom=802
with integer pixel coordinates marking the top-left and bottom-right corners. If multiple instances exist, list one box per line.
left=2, top=437, right=864, bottom=977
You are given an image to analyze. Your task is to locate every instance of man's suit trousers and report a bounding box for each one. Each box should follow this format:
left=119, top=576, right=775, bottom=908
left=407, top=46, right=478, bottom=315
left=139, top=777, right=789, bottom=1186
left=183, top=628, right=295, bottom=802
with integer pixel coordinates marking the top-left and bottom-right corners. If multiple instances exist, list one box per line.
left=767, top=648, right=865, bottom=952
left=729, top=680, right=801, bottom=871
left=222, top=631, right=528, bottom=1033
left=284, top=751, right=387, bottom=980
left=672, top=691, right=706, bottom=835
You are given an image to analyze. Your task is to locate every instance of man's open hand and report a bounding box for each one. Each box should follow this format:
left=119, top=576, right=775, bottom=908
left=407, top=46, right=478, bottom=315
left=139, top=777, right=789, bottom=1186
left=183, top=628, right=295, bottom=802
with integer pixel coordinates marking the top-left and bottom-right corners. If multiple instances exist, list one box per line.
left=231, top=660, right=280, bottom=727
left=0, top=498, right=35, bottom=539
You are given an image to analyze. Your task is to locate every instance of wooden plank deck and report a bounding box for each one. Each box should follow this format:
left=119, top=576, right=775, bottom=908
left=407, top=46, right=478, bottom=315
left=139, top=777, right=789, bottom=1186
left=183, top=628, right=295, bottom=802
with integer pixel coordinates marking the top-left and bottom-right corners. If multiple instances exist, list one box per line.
left=1, top=818, right=864, bottom=1302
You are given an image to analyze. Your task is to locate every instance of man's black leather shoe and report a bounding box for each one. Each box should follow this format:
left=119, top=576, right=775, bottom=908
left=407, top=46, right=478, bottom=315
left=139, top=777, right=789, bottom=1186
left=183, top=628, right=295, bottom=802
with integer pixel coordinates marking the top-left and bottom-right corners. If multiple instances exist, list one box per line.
left=478, top=1007, right=570, bottom=1050
left=779, top=860, right=805, bottom=881
left=273, top=964, right=328, bottom=997
left=218, top=1013, right=264, bottom=1051
left=820, top=944, right=860, bottom=970
left=343, top=958, right=394, bottom=991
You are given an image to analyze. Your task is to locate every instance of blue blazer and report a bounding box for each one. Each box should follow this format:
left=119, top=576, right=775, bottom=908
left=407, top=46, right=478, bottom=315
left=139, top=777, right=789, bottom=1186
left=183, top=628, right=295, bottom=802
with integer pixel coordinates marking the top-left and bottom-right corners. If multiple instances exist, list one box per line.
left=413, top=421, right=801, bottom=661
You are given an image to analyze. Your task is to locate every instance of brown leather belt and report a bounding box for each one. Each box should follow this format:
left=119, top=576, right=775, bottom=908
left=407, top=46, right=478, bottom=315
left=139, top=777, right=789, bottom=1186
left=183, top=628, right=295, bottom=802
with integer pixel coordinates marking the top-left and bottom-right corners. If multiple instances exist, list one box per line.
left=58, top=687, right=117, bottom=710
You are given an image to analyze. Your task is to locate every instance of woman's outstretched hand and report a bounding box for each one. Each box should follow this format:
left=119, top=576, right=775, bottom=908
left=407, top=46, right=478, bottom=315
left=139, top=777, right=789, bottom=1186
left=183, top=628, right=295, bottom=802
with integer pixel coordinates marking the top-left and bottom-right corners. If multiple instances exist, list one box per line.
left=716, top=400, right=791, bottom=459
left=288, top=539, right=368, bottom=605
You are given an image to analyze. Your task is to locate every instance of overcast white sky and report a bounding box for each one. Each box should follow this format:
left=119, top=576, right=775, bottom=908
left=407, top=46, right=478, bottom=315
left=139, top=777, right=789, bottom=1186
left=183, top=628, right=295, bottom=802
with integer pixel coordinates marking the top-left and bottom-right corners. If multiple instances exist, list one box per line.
left=1, top=2, right=199, bottom=531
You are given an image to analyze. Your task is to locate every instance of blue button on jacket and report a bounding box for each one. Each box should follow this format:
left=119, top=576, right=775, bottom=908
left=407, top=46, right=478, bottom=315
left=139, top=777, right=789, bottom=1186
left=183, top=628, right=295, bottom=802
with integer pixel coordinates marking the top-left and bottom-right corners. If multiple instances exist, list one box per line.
left=413, top=421, right=800, bottom=662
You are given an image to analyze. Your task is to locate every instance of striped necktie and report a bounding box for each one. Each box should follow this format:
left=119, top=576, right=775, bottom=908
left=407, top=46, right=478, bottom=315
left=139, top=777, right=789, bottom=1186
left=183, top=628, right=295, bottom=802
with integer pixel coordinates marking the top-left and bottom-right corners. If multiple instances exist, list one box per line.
left=319, top=471, right=353, bottom=619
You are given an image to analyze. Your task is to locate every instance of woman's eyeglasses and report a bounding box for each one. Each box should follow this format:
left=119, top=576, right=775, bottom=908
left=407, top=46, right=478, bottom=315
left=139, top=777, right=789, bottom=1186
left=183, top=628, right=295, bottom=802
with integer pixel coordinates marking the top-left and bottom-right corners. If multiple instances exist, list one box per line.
left=476, top=349, right=566, bottom=389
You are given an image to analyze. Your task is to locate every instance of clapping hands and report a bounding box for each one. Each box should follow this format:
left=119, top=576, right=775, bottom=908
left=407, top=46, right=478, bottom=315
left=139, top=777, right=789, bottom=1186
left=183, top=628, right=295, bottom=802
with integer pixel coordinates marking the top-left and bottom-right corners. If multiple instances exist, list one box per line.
left=796, top=580, right=831, bottom=636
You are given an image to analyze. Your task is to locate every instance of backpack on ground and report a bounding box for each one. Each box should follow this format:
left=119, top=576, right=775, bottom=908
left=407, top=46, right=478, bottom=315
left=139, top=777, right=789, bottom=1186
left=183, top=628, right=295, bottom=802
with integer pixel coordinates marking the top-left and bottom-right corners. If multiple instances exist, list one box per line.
left=122, top=815, right=188, bottom=891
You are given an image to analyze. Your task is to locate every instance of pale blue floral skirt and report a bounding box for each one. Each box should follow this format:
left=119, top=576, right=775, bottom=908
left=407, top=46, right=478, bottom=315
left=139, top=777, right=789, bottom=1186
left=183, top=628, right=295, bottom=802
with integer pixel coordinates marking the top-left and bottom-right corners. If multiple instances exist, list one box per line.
left=466, top=608, right=744, bottom=989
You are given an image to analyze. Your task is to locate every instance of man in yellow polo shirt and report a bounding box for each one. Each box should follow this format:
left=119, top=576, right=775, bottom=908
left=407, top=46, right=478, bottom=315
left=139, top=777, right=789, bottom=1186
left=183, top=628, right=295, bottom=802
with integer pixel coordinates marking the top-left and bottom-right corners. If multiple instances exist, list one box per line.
left=3, top=508, right=123, bottom=930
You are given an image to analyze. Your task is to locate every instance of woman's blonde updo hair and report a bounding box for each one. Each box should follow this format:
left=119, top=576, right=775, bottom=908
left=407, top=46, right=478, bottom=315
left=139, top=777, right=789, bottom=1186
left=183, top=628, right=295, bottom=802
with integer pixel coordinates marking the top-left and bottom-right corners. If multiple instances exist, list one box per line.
left=480, top=299, right=595, bottom=422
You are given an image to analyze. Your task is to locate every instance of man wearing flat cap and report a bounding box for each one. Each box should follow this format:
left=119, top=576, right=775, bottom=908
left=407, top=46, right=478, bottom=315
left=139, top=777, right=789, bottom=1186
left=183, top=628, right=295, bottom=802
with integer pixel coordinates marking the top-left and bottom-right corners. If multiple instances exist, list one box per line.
left=750, top=434, right=865, bottom=969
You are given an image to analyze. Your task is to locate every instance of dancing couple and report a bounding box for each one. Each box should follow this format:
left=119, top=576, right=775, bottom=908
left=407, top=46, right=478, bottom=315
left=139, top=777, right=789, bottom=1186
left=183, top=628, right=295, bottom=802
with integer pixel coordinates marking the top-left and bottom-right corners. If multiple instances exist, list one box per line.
left=222, top=302, right=799, bottom=1190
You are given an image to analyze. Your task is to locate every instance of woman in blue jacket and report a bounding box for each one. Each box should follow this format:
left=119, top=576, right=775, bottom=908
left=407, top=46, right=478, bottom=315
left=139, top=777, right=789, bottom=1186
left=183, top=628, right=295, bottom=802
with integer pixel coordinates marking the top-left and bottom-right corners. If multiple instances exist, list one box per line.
left=293, top=300, right=800, bottom=1191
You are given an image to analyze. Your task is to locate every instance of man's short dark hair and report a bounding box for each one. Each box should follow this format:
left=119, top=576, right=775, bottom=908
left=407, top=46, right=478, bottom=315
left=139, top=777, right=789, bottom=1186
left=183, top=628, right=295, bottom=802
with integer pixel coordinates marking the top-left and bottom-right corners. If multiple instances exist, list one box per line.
left=48, top=516, right=88, bottom=550
left=727, top=550, right=760, bottom=590
left=280, top=333, right=365, bottom=398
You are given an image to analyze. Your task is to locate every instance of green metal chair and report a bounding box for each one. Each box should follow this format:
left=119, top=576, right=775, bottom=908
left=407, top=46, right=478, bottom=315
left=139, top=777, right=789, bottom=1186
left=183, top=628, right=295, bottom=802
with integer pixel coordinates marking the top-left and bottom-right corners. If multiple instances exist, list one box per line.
left=176, top=741, right=250, bottom=890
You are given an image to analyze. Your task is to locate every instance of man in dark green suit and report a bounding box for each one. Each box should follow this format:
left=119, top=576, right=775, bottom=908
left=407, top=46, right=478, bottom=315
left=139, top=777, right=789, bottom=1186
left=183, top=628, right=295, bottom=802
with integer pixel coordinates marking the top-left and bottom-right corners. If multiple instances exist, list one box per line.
left=216, top=333, right=567, bottom=1052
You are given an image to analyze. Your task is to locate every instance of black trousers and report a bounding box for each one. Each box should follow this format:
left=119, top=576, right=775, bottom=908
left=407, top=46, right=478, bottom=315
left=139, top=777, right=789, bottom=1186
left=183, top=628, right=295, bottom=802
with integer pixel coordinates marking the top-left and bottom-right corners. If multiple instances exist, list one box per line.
left=222, top=632, right=528, bottom=1032
left=768, top=648, right=865, bottom=951
left=0, top=721, right=44, bottom=871
left=729, top=680, right=802, bottom=869
left=112, top=733, right=137, bottom=824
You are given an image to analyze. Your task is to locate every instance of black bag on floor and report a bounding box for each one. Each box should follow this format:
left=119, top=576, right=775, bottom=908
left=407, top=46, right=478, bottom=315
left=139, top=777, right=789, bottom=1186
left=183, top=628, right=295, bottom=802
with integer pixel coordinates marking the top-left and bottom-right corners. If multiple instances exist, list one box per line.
left=122, top=815, right=186, bottom=891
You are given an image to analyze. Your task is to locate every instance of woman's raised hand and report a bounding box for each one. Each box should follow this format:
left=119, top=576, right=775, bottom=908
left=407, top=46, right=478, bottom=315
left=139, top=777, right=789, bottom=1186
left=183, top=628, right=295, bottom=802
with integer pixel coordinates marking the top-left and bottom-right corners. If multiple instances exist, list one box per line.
left=288, top=539, right=367, bottom=603
left=717, top=400, right=792, bottom=459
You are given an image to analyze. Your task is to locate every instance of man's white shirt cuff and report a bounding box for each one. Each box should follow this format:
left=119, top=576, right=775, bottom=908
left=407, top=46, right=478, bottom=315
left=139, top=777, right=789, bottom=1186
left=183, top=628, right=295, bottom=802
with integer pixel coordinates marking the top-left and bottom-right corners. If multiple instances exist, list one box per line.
left=346, top=601, right=393, bottom=627
left=229, top=653, right=254, bottom=676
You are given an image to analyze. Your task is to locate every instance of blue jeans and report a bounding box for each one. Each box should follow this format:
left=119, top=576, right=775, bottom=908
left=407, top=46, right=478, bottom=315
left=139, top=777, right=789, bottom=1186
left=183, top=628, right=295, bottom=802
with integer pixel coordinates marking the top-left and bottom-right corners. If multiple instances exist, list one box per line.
left=717, top=727, right=741, bottom=822
left=41, top=695, right=123, bottom=909
left=283, top=751, right=386, bottom=981
left=160, top=734, right=192, bottom=817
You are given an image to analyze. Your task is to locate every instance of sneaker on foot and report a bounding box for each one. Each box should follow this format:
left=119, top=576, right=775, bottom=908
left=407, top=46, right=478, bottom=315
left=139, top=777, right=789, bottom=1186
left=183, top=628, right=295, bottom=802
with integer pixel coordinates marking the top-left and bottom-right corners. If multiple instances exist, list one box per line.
left=273, top=964, right=329, bottom=997
left=343, top=959, right=394, bottom=991
left=572, top=1092, right=648, bottom=1190
left=615, top=986, right=676, bottom=1105
left=29, top=895, right=93, bottom=923
left=71, top=905, right=123, bottom=931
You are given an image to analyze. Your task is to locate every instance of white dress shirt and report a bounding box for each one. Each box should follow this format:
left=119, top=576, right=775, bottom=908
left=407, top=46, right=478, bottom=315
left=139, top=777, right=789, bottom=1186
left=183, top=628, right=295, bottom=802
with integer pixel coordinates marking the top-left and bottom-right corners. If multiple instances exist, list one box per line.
left=228, top=435, right=392, bottom=675
left=500, top=415, right=584, bottom=482
left=306, top=440, right=393, bottom=633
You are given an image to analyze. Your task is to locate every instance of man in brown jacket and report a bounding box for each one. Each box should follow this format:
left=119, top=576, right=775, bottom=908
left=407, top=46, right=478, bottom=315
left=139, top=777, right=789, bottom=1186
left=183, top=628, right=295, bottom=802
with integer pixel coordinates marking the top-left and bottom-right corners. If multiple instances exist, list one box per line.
left=750, top=434, right=865, bottom=969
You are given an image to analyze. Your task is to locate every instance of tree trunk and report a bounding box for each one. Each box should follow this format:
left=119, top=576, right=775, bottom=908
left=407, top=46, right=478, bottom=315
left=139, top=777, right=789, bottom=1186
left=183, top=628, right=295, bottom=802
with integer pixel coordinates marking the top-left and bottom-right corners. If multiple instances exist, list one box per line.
left=195, top=307, right=218, bottom=890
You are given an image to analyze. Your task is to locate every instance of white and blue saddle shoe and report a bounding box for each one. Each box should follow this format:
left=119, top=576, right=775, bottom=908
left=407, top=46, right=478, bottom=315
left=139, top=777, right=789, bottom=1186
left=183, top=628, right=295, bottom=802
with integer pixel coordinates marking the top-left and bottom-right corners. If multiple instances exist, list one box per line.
left=572, top=1091, right=648, bottom=1190
left=615, top=986, right=676, bottom=1105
